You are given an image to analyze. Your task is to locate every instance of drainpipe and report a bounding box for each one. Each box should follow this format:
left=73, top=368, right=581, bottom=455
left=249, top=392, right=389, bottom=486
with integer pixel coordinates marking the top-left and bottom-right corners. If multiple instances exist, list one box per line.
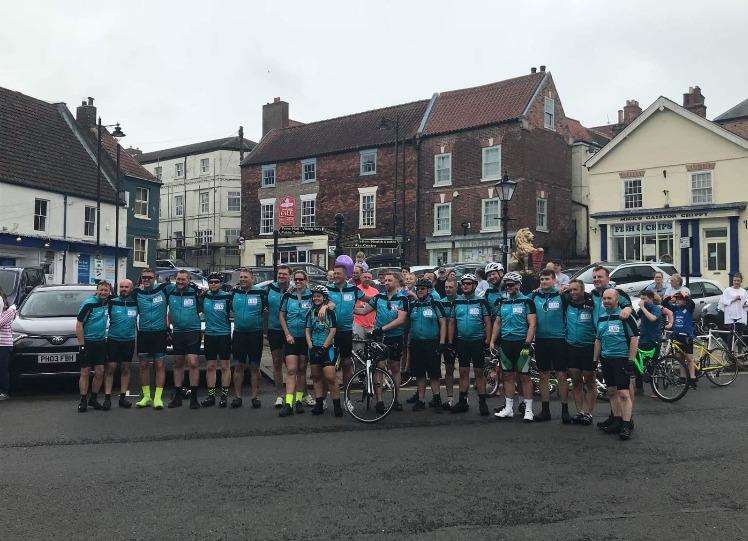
left=62, top=194, right=68, bottom=284
left=414, top=136, right=422, bottom=265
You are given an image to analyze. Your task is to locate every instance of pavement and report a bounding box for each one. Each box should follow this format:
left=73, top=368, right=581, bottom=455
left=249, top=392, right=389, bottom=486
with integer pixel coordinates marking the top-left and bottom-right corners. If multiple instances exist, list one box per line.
left=0, top=377, right=746, bottom=540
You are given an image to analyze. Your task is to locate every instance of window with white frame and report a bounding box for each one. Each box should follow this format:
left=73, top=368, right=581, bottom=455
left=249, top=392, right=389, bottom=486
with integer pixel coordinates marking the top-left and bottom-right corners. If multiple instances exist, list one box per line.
left=544, top=97, right=555, bottom=130
left=175, top=162, right=184, bottom=178
left=301, top=158, right=316, bottom=183
left=691, top=172, right=712, bottom=204
left=434, top=153, right=452, bottom=186
left=360, top=149, right=377, bottom=175
left=358, top=187, right=377, bottom=228
left=482, top=145, right=501, bottom=181
left=260, top=199, right=275, bottom=234
left=536, top=197, right=548, bottom=231
left=196, top=229, right=212, bottom=255
left=227, top=191, right=241, bottom=212
left=34, top=198, right=48, bottom=231
left=154, top=166, right=162, bottom=180
left=301, top=194, right=316, bottom=227
left=481, top=198, right=501, bottom=231
left=174, top=194, right=184, bottom=217
left=200, top=158, right=209, bottom=174
left=261, top=164, right=276, bottom=187
left=433, top=203, right=451, bottom=235
left=174, top=231, right=184, bottom=248
left=84, top=206, right=96, bottom=237
left=623, top=178, right=643, bottom=209
left=134, top=187, right=149, bottom=217
left=133, top=237, right=147, bottom=265
left=704, top=228, right=727, bottom=271
left=224, top=228, right=241, bottom=256
left=199, top=190, right=210, bottom=214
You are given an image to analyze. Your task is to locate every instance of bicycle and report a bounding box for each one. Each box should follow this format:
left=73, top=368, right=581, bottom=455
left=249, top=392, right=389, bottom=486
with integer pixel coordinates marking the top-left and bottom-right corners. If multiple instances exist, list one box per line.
left=344, top=336, right=397, bottom=423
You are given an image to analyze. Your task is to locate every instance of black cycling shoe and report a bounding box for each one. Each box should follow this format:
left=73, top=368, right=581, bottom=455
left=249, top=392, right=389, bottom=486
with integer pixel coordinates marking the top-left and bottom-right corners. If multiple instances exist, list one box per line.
left=251, top=398, right=261, bottom=409
left=311, top=401, right=324, bottom=415
left=230, top=397, right=243, bottom=409
left=78, top=398, right=88, bottom=413
left=189, top=396, right=200, bottom=410
left=279, top=404, right=294, bottom=417
left=429, top=395, right=442, bottom=408
left=102, top=396, right=111, bottom=411
left=603, top=418, right=623, bottom=434
left=412, top=400, right=426, bottom=412
left=375, top=401, right=386, bottom=414
left=690, top=379, right=698, bottom=390
left=442, top=399, right=454, bottom=411
left=478, top=400, right=489, bottom=416
left=451, top=401, right=469, bottom=414
left=561, top=406, right=572, bottom=425
left=406, top=391, right=419, bottom=404
left=88, top=395, right=103, bottom=411
left=580, top=413, right=593, bottom=426
left=201, top=396, right=216, bottom=408
left=597, top=414, right=614, bottom=430
left=619, top=422, right=633, bottom=440
left=294, top=401, right=305, bottom=414
left=333, top=399, right=343, bottom=417
left=118, top=394, right=132, bottom=409
left=570, top=412, right=585, bottom=425
left=517, top=401, right=526, bottom=416
left=218, top=396, right=228, bottom=408
left=167, top=393, right=182, bottom=408
left=392, top=400, right=403, bottom=412
left=534, top=410, right=551, bottom=422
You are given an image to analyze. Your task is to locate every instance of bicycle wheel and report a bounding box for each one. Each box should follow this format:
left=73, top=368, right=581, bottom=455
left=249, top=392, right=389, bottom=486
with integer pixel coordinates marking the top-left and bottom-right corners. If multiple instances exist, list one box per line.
left=703, top=347, right=739, bottom=387
left=344, top=367, right=395, bottom=423
left=650, top=355, right=689, bottom=402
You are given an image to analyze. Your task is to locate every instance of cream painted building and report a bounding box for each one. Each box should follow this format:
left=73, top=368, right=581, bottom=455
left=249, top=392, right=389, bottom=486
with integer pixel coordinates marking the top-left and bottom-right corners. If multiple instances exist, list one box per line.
left=586, top=97, right=748, bottom=287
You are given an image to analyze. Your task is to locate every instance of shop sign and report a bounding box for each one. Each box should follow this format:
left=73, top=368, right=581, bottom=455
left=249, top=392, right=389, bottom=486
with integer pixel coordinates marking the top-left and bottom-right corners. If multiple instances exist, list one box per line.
left=619, top=210, right=709, bottom=222
left=278, top=195, right=296, bottom=227
left=611, top=221, right=673, bottom=236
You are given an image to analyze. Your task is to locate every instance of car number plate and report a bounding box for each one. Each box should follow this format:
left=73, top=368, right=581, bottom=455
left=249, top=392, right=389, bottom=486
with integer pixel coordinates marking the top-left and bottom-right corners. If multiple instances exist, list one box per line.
left=38, top=352, right=77, bottom=364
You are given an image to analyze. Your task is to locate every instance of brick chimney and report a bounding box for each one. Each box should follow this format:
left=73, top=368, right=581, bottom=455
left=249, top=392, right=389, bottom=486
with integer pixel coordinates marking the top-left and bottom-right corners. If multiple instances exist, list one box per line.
left=623, top=100, right=642, bottom=124
left=126, top=147, right=142, bottom=158
left=76, top=97, right=96, bottom=129
left=262, top=97, right=289, bottom=137
left=683, top=86, right=706, bottom=117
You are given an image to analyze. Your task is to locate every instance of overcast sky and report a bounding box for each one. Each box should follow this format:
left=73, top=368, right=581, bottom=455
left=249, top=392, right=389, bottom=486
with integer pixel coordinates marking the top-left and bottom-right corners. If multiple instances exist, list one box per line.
left=2, top=0, right=746, bottom=151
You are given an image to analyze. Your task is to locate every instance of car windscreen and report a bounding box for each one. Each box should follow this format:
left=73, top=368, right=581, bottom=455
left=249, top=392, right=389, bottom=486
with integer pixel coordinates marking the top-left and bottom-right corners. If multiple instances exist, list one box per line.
left=0, top=270, right=18, bottom=295
left=20, top=290, right=93, bottom=317
left=659, top=264, right=679, bottom=275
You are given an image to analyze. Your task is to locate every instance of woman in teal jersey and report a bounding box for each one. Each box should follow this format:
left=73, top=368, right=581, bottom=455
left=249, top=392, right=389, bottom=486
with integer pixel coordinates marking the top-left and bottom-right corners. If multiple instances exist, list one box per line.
left=75, top=281, right=112, bottom=413
left=279, top=270, right=313, bottom=417
left=305, top=285, right=341, bottom=417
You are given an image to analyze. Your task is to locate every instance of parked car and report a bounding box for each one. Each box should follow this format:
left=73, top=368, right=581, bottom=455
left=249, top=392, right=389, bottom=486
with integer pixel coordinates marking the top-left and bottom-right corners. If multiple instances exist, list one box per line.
left=0, top=266, right=46, bottom=306
left=629, top=278, right=722, bottom=320
left=410, top=265, right=437, bottom=277
left=154, top=269, right=209, bottom=290
left=571, top=261, right=679, bottom=295
left=287, top=263, right=327, bottom=283
left=155, top=259, right=202, bottom=275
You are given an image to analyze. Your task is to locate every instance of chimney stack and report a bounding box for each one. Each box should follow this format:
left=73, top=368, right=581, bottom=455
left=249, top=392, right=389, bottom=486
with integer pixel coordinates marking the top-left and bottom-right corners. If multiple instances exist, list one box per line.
left=683, top=86, right=706, bottom=117
left=76, top=97, right=97, bottom=129
left=530, top=67, right=537, bottom=74
left=618, top=109, right=624, bottom=124
left=539, top=65, right=546, bottom=72
left=262, top=97, right=290, bottom=137
left=126, top=147, right=142, bottom=158
left=622, top=99, right=642, bottom=124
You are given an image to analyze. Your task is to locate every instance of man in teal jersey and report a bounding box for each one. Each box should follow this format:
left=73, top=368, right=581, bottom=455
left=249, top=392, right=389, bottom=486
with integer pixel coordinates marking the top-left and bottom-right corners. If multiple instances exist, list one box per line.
left=491, top=272, right=537, bottom=422
left=279, top=269, right=314, bottom=416
left=167, top=270, right=203, bottom=409
left=201, top=273, right=233, bottom=408
left=594, top=289, right=639, bottom=440
left=482, top=262, right=505, bottom=310
left=408, top=279, right=447, bottom=411
left=564, top=279, right=597, bottom=425
left=75, top=281, right=112, bottom=412
left=450, top=274, right=492, bottom=416
left=439, top=279, right=459, bottom=409
left=327, top=264, right=368, bottom=386
left=230, top=268, right=267, bottom=409
left=106, top=279, right=138, bottom=409
left=132, top=268, right=170, bottom=410
left=265, top=265, right=291, bottom=408
left=531, top=269, right=570, bottom=423
left=354, top=272, right=408, bottom=412
left=305, top=285, right=341, bottom=417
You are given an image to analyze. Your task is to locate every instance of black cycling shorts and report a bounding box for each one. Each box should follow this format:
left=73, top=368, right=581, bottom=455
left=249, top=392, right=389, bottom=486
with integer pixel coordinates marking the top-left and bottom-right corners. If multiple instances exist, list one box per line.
left=107, top=339, right=135, bottom=364
left=80, top=340, right=107, bottom=367
left=232, top=331, right=264, bottom=366
left=383, top=336, right=404, bottom=363
left=601, top=356, right=634, bottom=390
left=499, top=340, right=529, bottom=373
left=456, top=339, right=485, bottom=369
left=284, top=337, right=308, bottom=358
left=137, top=330, right=166, bottom=360
left=172, top=331, right=201, bottom=356
left=309, top=346, right=337, bottom=367
left=267, top=329, right=285, bottom=351
left=534, top=338, right=568, bottom=372
left=334, top=330, right=353, bottom=358
left=673, top=337, right=694, bottom=355
left=442, top=345, right=457, bottom=365
left=566, top=344, right=595, bottom=372
left=204, top=334, right=231, bottom=361
left=409, top=339, right=440, bottom=379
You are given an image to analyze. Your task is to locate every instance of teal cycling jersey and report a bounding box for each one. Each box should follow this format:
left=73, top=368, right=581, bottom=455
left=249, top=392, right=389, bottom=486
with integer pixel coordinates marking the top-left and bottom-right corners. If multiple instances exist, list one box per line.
left=408, top=298, right=446, bottom=341
left=107, top=295, right=138, bottom=341
left=637, top=303, right=664, bottom=345
left=305, top=307, right=337, bottom=347
left=168, top=284, right=202, bottom=332
left=496, top=294, right=535, bottom=342
left=327, top=282, right=365, bottom=332
left=231, top=287, right=267, bottom=332
left=565, top=293, right=596, bottom=347
left=440, top=295, right=456, bottom=319
left=531, top=288, right=566, bottom=340
left=203, top=290, right=233, bottom=336
left=596, top=308, right=639, bottom=358
left=591, top=286, right=632, bottom=324
left=266, top=282, right=290, bottom=331
left=280, top=289, right=312, bottom=337
left=483, top=286, right=504, bottom=317
left=453, top=295, right=491, bottom=341
left=367, top=293, right=409, bottom=338
left=133, top=283, right=169, bottom=332
left=77, top=295, right=109, bottom=341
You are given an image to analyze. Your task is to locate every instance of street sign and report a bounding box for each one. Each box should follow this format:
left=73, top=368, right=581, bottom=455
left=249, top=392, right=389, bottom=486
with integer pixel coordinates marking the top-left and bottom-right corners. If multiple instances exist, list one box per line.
left=342, top=239, right=400, bottom=249
left=679, top=236, right=691, bottom=249
left=278, top=226, right=327, bottom=235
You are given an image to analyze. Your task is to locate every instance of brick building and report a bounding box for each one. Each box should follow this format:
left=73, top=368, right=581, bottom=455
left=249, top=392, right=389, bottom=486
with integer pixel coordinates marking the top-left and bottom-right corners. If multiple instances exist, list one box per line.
left=241, top=67, right=573, bottom=267
left=714, top=98, right=748, bottom=139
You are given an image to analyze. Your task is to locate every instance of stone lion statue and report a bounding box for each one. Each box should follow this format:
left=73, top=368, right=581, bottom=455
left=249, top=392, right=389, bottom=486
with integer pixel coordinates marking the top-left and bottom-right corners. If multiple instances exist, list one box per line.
left=510, top=227, right=544, bottom=272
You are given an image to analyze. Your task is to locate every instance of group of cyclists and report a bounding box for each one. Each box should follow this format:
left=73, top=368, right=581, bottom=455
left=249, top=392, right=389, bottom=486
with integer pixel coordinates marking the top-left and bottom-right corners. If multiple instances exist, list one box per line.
left=74, top=259, right=744, bottom=442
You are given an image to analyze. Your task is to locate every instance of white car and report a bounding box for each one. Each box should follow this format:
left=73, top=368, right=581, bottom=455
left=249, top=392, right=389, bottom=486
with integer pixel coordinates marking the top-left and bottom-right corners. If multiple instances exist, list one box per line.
left=629, top=278, right=723, bottom=320
left=572, top=262, right=679, bottom=295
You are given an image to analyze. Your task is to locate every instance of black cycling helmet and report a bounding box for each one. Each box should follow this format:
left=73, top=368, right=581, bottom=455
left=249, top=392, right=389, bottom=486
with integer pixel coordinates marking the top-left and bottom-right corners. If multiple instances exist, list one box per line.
left=207, top=272, right=223, bottom=282
left=415, top=278, right=432, bottom=289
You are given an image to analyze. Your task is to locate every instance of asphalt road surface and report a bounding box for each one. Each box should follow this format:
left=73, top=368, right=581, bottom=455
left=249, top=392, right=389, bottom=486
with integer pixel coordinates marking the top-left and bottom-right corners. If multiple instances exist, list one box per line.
left=1, top=377, right=746, bottom=540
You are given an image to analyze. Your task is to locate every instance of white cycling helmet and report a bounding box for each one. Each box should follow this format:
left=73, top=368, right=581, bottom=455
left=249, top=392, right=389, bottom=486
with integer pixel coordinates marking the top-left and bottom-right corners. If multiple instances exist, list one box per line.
left=310, top=285, right=329, bottom=297
left=503, top=271, right=523, bottom=285
left=485, top=262, right=504, bottom=274
left=460, top=273, right=479, bottom=283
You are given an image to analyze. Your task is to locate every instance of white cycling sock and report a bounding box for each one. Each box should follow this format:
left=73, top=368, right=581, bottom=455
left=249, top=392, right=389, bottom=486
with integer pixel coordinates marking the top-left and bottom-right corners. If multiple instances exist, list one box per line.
left=524, top=398, right=533, bottom=411
left=504, top=397, right=514, bottom=411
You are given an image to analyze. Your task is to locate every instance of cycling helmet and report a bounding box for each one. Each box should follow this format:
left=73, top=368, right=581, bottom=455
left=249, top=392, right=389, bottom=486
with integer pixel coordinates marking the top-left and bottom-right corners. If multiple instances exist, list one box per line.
left=310, top=285, right=329, bottom=297
left=415, top=278, right=433, bottom=289
left=207, top=272, right=223, bottom=282
left=460, top=273, right=478, bottom=283
left=485, top=262, right=504, bottom=274
left=503, top=271, right=523, bottom=284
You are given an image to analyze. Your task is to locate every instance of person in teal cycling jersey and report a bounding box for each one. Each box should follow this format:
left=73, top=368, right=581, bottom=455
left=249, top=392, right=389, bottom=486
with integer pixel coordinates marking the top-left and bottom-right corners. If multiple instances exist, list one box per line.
left=530, top=269, right=570, bottom=423
left=490, top=272, right=537, bottom=422
left=167, top=270, right=203, bottom=410
left=590, top=266, right=633, bottom=324
left=230, top=268, right=267, bottom=409
left=305, top=285, right=341, bottom=417
left=75, top=281, right=112, bottom=413
left=106, top=279, right=138, bottom=409
left=279, top=269, right=313, bottom=417
left=483, top=262, right=505, bottom=315
left=265, top=265, right=291, bottom=408
left=408, top=279, right=447, bottom=411
left=565, top=279, right=598, bottom=425
left=439, top=280, right=459, bottom=409
left=594, top=289, right=639, bottom=440
left=201, top=273, right=233, bottom=408
left=450, top=274, right=492, bottom=416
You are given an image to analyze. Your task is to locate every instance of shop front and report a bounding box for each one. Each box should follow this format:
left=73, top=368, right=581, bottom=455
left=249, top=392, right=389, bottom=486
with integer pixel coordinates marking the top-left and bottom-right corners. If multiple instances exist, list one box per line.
left=426, top=234, right=508, bottom=266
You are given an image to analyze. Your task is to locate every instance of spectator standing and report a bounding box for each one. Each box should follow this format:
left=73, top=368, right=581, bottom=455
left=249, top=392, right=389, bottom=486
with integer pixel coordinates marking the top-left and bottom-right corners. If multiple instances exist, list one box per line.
left=353, top=272, right=379, bottom=341
left=0, top=287, right=16, bottom=400
left=355, top=251, right=369, bottom=272
left=475, top=269, right=490, bottom=297
left=719, top=272, right=748, bottom=331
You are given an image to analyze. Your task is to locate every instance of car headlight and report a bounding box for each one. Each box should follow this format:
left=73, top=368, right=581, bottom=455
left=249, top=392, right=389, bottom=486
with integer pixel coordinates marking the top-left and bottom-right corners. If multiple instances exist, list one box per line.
left=12, top=332, right=28, bottom=343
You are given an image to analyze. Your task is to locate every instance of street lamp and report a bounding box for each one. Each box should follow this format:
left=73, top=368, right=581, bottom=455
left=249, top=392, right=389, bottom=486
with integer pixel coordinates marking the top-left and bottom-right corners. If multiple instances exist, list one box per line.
left=494, top=172, right=517, bottom=270
left=95, top=119, right=125, bottom=285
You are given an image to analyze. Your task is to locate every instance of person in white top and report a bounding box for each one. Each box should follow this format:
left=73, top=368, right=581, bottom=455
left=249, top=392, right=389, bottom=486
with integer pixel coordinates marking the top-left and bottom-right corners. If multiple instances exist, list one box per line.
left=718, top=272, right=748, bottom=329
left=0, top=287, right=17, bottom=400
left=475, top=269, right=490, bottom=297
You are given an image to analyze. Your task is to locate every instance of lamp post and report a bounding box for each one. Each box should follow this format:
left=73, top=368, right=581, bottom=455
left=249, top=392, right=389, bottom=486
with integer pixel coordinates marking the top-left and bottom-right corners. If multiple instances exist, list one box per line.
left=334, top=213, right=344, bottom=258
left=494, top=172, right=517, bottom=270
left=95, top=119, right=125, bottom=283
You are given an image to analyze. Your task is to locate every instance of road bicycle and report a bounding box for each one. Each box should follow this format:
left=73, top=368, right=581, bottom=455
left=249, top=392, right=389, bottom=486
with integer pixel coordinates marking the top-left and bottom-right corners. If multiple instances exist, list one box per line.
left=344, top=336, right=396, bottom=423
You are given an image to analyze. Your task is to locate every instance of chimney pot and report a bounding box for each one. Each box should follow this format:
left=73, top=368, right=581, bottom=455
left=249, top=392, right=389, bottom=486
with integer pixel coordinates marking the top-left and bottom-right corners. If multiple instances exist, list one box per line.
left=539, top=65, right=546, bottom=72
left=87, top=97, right=94, bottom=106
left=618, top=109, right=624, bottom=123
left=622, top=99, right=643, bottom=125
left=76, top=97, right=97, bottom=129
left=683, top=85, right=706, bottom=117
left=273, top=97, right=280, bottom=103
left=531, top=67, right=537, bottom=73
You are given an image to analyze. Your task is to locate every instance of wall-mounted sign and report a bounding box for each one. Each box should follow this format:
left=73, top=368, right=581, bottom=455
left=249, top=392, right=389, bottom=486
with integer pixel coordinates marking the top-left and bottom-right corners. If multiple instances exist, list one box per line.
left=278, top=195, right=295, bottom=227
